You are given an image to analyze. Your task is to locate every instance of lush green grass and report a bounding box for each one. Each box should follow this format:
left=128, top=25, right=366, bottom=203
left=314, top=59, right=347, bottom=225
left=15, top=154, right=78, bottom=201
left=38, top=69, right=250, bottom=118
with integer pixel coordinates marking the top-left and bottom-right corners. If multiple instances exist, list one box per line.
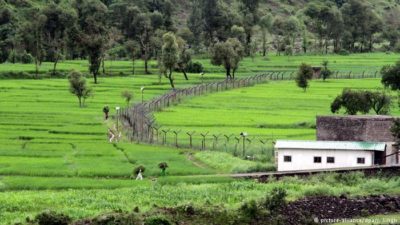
left=2, top=172, right=400, bottom=224
left=0, top=53, right=398, bottom=77
left=2, top=53, right=400, bottom=224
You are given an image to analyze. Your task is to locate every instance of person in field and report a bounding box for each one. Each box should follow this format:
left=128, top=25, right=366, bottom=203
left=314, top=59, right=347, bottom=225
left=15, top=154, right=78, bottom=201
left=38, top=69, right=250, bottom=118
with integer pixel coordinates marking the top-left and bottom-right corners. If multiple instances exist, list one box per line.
left=108, top=128, right=115, bottom=143
left=136, top=169, right=143, bottom=180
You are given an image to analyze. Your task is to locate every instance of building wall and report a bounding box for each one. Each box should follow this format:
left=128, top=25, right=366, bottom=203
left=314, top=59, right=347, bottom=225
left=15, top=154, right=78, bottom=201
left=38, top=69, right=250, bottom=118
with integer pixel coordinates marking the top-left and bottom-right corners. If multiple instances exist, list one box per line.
left=316, top=116, right=395, bottom=142
left=277, top=149, right=374, bottom=171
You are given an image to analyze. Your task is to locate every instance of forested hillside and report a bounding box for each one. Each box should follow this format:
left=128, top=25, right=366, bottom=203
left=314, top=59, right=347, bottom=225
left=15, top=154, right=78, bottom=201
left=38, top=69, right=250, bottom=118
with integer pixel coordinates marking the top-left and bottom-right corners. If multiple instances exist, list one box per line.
left=2, top=0, right=400, bottom=82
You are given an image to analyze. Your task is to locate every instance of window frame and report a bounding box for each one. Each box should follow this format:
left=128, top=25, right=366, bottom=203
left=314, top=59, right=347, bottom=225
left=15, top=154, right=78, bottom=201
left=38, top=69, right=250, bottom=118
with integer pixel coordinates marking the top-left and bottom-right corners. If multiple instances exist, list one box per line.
left=283, top=155, right=292, bottom=162
left=314, top=156, right=322, bottom=163
left=327, top=156, right=335, bottom=164
left=357, top=157, right=365, bottom=164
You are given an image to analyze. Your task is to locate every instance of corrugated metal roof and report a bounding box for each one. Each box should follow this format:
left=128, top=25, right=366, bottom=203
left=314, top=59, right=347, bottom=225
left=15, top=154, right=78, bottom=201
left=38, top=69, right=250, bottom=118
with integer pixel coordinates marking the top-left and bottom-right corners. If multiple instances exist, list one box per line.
left=275, top=140, right=386, bottom=151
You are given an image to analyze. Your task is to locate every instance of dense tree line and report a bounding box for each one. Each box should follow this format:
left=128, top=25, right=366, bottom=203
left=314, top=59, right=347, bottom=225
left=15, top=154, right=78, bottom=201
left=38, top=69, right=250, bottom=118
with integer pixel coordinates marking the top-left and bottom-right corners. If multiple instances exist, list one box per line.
left=1, top=0, right=400, bottom=85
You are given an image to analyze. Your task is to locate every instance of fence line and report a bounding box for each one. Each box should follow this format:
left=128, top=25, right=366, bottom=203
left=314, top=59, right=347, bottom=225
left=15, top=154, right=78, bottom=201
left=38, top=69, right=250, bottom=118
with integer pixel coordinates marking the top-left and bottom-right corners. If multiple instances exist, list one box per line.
left=118, top=70, right=382, bottom=157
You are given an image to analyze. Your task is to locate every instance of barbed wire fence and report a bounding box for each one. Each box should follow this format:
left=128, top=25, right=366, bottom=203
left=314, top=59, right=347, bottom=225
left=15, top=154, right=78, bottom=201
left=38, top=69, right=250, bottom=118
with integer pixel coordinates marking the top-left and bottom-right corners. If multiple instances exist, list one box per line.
left=118, top=70, right=382, bottom=159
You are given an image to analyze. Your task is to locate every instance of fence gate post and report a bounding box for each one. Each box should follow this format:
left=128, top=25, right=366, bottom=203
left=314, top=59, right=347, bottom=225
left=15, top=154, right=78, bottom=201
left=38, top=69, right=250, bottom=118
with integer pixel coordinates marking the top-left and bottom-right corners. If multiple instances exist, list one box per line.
left=173, top=130, right=181, bottom=147
left=187, top=131, right=196, bottom=148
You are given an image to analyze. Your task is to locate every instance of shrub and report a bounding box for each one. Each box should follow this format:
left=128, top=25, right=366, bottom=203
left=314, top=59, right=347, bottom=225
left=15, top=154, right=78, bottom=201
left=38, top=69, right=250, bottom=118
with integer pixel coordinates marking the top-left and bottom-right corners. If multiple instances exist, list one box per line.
left=20, top=52, right=34, bottom=64
left=264, top=187, right=287, bottom=211
left=35, top=210, right=71, bottom=225
left=186, top=61, right=204, bottom=73
left=240, top=199, right=260, bottom=219
left=338, top=49, right=349, bottom=55
left=144, top=216, right=171, bottom=225
left=336, top=172, right=365, bottom=186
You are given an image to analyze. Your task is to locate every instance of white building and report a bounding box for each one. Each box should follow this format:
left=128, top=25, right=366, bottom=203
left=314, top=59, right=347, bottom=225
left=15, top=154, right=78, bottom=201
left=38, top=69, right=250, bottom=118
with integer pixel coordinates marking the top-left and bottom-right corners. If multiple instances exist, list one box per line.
left=275, top=140, right=387, bottom=172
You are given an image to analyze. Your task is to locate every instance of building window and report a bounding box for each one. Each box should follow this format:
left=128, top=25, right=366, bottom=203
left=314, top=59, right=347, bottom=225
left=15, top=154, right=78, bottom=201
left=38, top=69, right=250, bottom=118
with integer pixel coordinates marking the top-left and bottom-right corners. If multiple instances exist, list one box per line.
left=284, top=155, right=292, bottom=162
left=327, top=157, right=335, bottom=164
left=314, top=156, right=322, bottom=163
left=357, top=157, right=365, bottom=164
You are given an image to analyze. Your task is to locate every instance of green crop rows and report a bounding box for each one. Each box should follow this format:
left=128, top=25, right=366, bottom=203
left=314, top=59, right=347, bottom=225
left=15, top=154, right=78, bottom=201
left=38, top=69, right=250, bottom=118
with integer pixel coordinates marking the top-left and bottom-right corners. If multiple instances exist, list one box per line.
left=1, top=53, right=400, bottom=224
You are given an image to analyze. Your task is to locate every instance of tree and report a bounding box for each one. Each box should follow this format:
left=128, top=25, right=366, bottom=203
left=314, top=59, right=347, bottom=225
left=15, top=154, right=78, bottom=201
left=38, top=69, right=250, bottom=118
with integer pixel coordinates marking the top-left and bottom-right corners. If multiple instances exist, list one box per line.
left=68, top=71, right=92, bottom=107
left=341, top=0, right=382, bottom=52
left=259, top=14, right=272, bottom=57
left=381, top=61, right=400, bottom=91
left=331, top=89, right=371, bottom=115
left=124, top=40, right=139, bottom=75
left=304, top=2, right=343, bottom=53
left=321, top=60, right=332, bottom=81
left=121, top=90, right=133, bottom=106
left=176, top=37, right=192, bottom=80
left=271, top=16, right=300, bottom=56
left=158, top=162, right=168, bottom=176
left=19, top=9, right=46, bottom=78
left=200, top=0, right=235, bottom=46
left=295, top=63, right=313, bottom=92
left=239, top=0, right=260, bottom=55
left=365, top=91, right=391, bottom=115
left=188, top=0, right=203, bottom=51
left=161, top=32, right=179, bottom=88
left=74, top=0, right=109, bottom=84
left=41, top=2, right=76, bottom=76
left=210, top=38, right=245, bottom=79
left=0, top=4, right=17, bottom=63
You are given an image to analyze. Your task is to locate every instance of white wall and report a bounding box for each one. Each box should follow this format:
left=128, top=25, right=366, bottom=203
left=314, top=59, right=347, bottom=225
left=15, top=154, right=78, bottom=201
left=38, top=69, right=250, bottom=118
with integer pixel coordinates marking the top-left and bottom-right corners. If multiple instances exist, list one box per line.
left=276, top=149, right=374, bottom=172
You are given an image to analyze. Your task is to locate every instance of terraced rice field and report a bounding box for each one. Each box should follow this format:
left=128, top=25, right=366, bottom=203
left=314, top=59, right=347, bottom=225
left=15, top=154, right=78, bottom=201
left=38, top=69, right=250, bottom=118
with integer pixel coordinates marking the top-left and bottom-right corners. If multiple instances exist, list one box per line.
left=1, top=53, right=400, bottom=223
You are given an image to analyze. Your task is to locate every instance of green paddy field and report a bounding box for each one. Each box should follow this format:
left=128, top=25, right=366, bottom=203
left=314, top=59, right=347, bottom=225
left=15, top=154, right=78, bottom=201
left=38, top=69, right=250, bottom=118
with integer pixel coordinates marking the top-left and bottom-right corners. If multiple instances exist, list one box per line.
left=1, top=53, right=400, bottom=224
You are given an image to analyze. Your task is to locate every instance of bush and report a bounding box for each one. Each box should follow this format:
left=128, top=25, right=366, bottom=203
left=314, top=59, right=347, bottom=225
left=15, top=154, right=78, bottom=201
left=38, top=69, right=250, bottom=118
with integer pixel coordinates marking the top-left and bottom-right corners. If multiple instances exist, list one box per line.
left=186, top=61, right=204, bottom=73
left=240, top=200, right=260, bottom=219
left=335, top=171, right=365, bottom=186
left=338, top=49, right=349, bottom=56
left=20, top=52, right=34, bottom=64
left=144, top=216, right=171, bottom=225
left=35, top=210, right=71, bottom=225
left=264, top=187, right=287, bottom=211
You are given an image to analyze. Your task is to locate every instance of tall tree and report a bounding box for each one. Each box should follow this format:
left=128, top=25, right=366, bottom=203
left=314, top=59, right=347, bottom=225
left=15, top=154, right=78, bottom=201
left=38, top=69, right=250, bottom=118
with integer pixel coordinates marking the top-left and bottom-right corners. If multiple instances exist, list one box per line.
left=73, top=0, right=109, bottom=84
left=19, top=8, right=46, bottom=78
left=341, top=0, right=382, bottom=52
left=304, top=2, right=343, bottom=54
left=176, top=36, right=192, bottom=80
left=259, top=14, right=272, bottom=57
left=210, top=38, right=245, bottom=79
left=161, top=32, right=179, bottom=88
left=124, top=40, right=139, bottom=75
left=188, top=0, right=203, bottom=51
left=0, top=4, right=17, bottom=63
left=42, top=2, right=76, bottom=76
left=239, top=0, right=260, bottom=55
left=272, top=16, right=300, bottom=55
